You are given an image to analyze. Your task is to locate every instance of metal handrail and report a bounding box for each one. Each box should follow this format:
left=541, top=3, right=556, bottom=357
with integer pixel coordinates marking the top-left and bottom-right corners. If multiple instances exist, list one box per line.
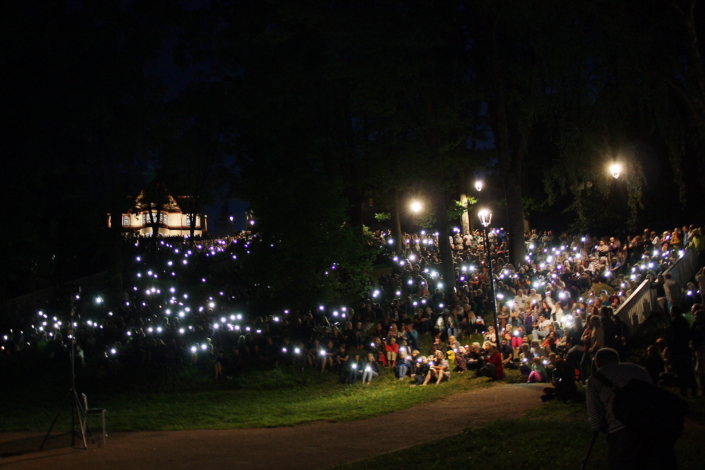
left=614, top=249, right=700, bottom=330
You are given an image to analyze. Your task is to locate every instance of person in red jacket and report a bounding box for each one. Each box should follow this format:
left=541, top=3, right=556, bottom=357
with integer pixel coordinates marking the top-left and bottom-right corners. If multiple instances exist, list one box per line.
left=384, top=337, right=399, bottom=368
left=486, top=344, right=504, bottom=380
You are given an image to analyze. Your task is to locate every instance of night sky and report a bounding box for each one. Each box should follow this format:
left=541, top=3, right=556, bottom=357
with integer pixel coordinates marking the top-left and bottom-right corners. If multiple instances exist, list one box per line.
left=2, top=0, right=704, bottom=304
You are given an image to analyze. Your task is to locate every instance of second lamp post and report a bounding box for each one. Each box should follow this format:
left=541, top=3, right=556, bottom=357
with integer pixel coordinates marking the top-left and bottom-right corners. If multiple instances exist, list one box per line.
left=478, top=209, right=500, bottom=346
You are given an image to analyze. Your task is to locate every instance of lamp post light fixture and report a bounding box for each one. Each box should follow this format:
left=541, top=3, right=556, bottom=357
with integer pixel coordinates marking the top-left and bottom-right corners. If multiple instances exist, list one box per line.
left=410, top=200, right=423, bottom=213
left=475, top=180, right=484, bottom=192
left=478, top=209, right=500, bottom=347
left=610, top=163, right=622, bottom=179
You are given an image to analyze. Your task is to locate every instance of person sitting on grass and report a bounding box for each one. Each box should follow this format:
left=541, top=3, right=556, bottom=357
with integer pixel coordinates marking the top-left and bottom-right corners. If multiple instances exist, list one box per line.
left=486, top=344, right=504, bottom=380
left=335, top=343, right=349, bottom=375
left=510, top=326, right=526, bottom=349
left=421, top=350, right=450, bottom=385
left=411, top=353, right=430, bottom=385
left=448, top=335, right=462, bottom=355
left=362, top=353, right=380, bottom=384
left=396, top=350, right=411, bottom=380
left=541, top=358, right=577, bottom=401
left=430, top=333, right=447, bottom=356
left=453, top=346, right=469, bottom=373
left=466, top=343, right=485, bottom=371
left=530, top=339, right=546, bottom=359
left=321, top=340, right=336, bottom=373
left=499, top=338, right=517, bottom=370
left=347, top=354, right=361, bottom=384
left=527, top=356, right=546, bottom=383
left=214, top=350, right=227, bottom=380
left=371, top=337, right=387, bottom=366
left=483, top=326, right=497, bottom=344
left=541, top=330, right=559, bottom=355
left=385, top=337, right=399, bottom=368
left=473, top=345, right=503, bottom=380
left=519, top=343, right=535, bottom=376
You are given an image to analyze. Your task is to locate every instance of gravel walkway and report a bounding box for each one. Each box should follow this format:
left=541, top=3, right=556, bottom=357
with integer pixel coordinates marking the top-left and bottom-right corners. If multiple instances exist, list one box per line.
left=0, top=383, right=544, bottom=470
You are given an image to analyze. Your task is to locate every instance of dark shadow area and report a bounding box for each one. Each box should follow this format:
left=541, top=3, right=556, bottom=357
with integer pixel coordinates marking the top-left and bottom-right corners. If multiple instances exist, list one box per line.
left=0, top=432, right=85, bottom=458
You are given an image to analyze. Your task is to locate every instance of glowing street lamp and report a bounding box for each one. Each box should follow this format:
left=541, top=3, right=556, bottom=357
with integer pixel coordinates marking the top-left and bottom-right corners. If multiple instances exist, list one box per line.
left=478, top=209, right=492, bottom=227
left=610, top=163, right=622, bottom=179
left=410, top=200, right=422, bottom=213
left=475, top=180, right=484, bottom=192
left=478, top=209, right=500, bottom=350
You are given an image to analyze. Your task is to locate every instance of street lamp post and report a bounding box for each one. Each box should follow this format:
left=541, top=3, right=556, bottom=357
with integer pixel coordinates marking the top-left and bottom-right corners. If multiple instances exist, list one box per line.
left=609, top=161, right=628, bottom=259
left=229, top=216, right=234, bottom=235
left=478, top=209, right=500, bottom=347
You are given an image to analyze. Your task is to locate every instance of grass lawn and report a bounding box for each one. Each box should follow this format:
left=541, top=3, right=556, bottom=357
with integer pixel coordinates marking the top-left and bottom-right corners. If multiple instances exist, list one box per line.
left=0, top=363, right=502, bottom=432
left=332, top=397, right=705, bottom=470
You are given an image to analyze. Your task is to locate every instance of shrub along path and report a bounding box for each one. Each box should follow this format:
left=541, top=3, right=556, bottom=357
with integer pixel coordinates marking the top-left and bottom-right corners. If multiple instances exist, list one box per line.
left=0, top=383, right=544, bottom=470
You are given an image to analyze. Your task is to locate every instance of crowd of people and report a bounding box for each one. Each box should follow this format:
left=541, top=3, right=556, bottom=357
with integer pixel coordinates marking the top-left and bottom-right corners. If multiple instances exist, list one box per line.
left=1, top=223, right=704, bottom=398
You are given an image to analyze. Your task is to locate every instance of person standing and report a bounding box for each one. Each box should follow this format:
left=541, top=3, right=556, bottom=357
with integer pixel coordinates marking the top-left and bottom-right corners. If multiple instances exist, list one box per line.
left=587, top=348, right=677, bottom=470
left=695, top=267, right=705, bottom=306
left=692, top=307, right=705, bottom=395
left=687, top=227, right=705, bottom=265
left=663, top=273, right=682, bottom=313
left=667, top=305, right=697, bottom=397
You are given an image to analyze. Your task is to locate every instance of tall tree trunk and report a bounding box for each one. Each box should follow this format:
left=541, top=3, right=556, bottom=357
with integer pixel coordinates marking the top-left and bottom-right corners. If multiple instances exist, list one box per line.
left=148, top=208, right=156, bottom=237
left=392, top=191, right=402, bottom=255
left=492, top=62, right=526, bottom=266
left=460, top=192, right=470, bottom=234
left=460, top=171, right=470, bottom=233
left=437, top=193, right=456, bottom=298
left=503, top=172, right=526, bottom=266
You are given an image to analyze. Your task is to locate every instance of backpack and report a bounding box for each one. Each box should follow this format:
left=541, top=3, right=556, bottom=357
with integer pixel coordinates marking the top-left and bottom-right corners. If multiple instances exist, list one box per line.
left=593, top=371, right=689, bottom=443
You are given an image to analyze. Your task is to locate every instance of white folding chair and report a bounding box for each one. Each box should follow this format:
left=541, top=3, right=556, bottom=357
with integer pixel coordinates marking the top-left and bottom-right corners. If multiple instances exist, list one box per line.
left=81, top=393, right=107, bottom=446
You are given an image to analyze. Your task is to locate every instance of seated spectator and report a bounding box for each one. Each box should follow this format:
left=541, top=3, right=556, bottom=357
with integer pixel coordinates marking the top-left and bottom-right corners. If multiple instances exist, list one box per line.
left=214, top=350, right=227, bottom=380
left=474, top=345, right=504, bottom=380
left=370, top=337, right=387, bottom=366
left=467, top=343, right=485, bottom=371
left=519, top=343, right=535, bottom=376
left=448, top=335, right=462, bottom=352
left=321, top=340, right=336, bottom=372
left=541, top=358, right=578, bottom=401
left=347, top=354, right=362, bottom=384
left=430, top=334, right=447, bottom=356
left=532, top=314, right=552, bottom=341
left=335, top=344, right=349, bottom=376
left=511, top=326, right=526, bottom=349
left=541, top=330, right=559, bottom=354
left=530, top=339, right=546, bottom=359
left=384, top=337, right=399, bottom=367
left=421, top=351, right=450, bottom=385
left=362, top=353, right=380, bottom=384
left=396, top=350, right=411, bottom=380
left=411, top=352, right=430, bottom=385
left=483, top=326, right=497, bottom=345
left=454, top=346, right=469, bottom=373
left=527, top=357, right=546, bottom=383
left=499, top=338, right=516, bottom=370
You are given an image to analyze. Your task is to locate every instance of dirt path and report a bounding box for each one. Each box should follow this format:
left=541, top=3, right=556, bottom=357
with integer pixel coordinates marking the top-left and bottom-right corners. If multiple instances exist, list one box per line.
left=0, top=383, right=544, bottom=470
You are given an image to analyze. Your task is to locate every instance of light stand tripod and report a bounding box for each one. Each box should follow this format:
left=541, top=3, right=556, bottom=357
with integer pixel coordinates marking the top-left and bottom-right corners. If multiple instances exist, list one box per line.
left=40, top=298, right=88, bottom=450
